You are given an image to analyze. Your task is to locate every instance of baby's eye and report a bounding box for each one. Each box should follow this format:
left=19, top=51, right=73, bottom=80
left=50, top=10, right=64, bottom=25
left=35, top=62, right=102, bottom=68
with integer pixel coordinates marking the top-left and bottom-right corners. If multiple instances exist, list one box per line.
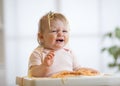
left=51, top=30, right=57, bottom=33
left=63, top=30, right=68, bottom=33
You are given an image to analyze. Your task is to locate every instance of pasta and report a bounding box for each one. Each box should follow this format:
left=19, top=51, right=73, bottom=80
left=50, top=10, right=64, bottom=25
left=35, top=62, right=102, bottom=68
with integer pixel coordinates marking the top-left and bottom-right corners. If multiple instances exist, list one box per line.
left=51, top=68, right=100, bottom=78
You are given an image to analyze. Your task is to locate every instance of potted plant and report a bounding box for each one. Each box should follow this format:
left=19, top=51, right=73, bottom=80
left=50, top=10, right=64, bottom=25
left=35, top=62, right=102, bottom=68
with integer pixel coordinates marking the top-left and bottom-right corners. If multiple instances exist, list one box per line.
left=101, top=27, right=120, bottom=72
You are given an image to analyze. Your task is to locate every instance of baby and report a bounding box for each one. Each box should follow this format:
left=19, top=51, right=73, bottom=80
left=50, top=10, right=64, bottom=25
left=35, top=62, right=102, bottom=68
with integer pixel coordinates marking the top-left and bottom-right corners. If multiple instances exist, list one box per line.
left=28, top=11, right=100, bottom=77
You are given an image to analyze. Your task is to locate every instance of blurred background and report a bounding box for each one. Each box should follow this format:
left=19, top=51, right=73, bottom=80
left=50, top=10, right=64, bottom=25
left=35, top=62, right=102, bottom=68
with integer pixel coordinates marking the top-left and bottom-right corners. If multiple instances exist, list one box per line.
left=0, top=0, right=120, bottom=86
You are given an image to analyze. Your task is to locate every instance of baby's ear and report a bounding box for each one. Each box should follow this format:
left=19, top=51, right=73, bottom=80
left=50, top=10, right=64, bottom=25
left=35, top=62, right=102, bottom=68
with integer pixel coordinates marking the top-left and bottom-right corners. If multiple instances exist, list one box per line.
left=38, top=32, right=43, bottom=40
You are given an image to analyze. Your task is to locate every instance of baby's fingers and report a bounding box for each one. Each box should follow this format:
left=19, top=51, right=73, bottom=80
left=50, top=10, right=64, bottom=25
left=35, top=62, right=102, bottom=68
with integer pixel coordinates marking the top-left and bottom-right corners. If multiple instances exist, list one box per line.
left=43, top=51, right=55, bottom=66
left=47, top=51, right=54, bottom=59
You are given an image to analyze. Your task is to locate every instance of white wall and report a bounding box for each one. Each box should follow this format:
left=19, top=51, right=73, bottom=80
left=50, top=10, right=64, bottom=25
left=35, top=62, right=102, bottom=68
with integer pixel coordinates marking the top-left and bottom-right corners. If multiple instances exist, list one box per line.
left=3, top=0, right=120, bottom=86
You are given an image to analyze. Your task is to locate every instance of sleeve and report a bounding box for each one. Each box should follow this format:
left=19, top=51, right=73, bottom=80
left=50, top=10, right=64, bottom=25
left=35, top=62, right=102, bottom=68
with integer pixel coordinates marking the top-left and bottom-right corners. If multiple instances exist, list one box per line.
left=70, top=50, right=81, bottom=71
left=28, top=50, right=42, bottom=69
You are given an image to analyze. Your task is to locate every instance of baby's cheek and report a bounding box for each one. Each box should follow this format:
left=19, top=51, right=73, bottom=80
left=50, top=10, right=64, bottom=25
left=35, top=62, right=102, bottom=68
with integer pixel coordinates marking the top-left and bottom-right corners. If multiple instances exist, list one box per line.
left=65, top=37, right=69, bottom=43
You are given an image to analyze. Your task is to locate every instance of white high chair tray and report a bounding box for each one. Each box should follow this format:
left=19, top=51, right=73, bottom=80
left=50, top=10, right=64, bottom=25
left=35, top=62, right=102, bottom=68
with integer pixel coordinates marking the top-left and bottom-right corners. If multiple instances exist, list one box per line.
left=16, top=74, right=120, bottom=86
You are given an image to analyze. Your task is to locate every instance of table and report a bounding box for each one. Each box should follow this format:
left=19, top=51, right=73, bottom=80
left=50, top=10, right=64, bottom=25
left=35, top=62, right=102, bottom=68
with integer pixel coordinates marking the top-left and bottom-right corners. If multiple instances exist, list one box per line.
left=16, top=75, right=120, bottom=86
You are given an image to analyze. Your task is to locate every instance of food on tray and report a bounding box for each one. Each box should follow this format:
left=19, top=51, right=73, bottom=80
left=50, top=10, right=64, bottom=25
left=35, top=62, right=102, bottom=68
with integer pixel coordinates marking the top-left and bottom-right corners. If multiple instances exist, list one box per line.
left=51, top=71, right=80, bottom=78
left=51, top=68, right=100, bottom=78
left=75, top=68, right=100, bottom=76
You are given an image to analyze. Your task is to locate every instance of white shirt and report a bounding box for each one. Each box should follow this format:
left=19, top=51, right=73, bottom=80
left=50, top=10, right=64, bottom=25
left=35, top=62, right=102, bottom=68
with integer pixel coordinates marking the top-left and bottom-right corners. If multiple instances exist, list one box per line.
left=28, top=46, right=81, bottom=77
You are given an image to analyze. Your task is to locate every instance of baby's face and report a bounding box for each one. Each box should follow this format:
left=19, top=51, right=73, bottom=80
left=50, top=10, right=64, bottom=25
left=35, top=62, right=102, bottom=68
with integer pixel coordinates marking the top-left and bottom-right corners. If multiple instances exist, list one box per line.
left=42, top=19, right=69, bottom=50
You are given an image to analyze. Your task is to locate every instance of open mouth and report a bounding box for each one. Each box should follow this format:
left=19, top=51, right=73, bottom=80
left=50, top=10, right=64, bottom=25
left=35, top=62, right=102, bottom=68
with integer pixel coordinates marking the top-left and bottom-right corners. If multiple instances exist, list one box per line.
left=56, top=39, right=64, bottom=42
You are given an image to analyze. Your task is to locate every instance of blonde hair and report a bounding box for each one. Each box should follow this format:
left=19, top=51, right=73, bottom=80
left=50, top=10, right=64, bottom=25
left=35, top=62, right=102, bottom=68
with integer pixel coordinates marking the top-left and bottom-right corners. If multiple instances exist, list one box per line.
left=37, top=11, right=69, bottom=45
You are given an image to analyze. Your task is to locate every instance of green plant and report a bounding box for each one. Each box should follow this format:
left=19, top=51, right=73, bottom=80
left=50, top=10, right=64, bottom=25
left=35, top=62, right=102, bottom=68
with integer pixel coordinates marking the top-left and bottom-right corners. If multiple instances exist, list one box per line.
left=101, top=27, right=120, bottom=71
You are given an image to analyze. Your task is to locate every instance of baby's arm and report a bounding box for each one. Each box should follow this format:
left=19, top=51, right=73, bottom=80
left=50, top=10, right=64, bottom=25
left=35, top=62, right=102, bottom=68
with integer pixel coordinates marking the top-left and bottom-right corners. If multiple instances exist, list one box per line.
left=29, top=51, right=54, bottom=77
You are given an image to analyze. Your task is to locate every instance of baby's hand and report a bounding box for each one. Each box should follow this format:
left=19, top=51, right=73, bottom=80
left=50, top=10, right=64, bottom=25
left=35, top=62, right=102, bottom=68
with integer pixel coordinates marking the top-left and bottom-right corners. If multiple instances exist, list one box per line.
left=43, top=51, right=55, bottom=66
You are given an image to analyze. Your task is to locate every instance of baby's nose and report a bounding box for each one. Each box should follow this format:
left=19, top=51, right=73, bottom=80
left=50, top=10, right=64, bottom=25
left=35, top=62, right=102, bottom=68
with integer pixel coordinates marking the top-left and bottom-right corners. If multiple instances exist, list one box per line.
left=57, top=31, right=63, bottom=36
